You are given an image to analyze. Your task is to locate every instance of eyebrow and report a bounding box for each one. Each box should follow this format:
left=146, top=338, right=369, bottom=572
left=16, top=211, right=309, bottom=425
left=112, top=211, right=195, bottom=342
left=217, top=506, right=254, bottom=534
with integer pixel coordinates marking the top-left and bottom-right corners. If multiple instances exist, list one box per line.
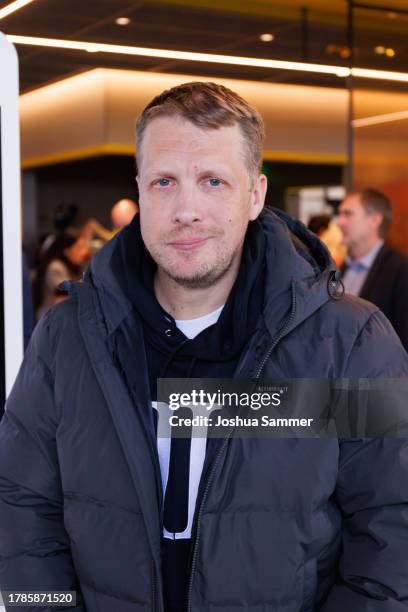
left=146, top=170, right=177, bottom=178
left=145, top=168, right=234, bottom=181
left=196, top=169, right=233, bottom=180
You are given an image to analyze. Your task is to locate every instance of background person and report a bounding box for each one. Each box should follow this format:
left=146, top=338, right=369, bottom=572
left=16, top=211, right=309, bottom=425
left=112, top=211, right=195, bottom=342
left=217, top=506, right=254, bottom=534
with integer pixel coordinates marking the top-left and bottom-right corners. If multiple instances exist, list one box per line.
left=38, top=203, right=81, bottom=257
left=337, top=188, right=408, bottom=350
left=33, top=232, right=89, bottom=320
left=308, top=214, right=346, bottom=267
left=89, top=198, right=139, bottom=243
left=307, top=214, right=331, bottom=236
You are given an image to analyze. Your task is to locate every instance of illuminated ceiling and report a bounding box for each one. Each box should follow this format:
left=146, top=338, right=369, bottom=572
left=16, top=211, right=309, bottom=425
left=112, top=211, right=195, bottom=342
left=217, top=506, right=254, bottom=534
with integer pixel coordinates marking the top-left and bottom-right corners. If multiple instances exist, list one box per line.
left=0, top=0, right=407, bottom=92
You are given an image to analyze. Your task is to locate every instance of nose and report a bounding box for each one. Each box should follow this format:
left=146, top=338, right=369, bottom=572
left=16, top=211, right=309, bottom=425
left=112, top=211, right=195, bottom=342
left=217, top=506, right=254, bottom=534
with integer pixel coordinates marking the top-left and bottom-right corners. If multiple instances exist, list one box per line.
left=336, top=215, right=346, bottom=230
left=171, top=182, right=203, bottom=225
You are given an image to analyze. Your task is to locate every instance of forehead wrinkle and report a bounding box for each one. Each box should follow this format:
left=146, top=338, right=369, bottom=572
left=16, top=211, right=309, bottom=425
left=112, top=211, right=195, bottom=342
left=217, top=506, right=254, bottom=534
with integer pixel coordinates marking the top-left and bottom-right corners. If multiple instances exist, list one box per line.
left=145, top=117, right=242, bottom=151
left=144, top=144, right=241, bottom=180
left=149, top=142, right=212, bottom=159
left=139, top=117, right=251, bottom=182
left=147, top=132, right=229, bottom=158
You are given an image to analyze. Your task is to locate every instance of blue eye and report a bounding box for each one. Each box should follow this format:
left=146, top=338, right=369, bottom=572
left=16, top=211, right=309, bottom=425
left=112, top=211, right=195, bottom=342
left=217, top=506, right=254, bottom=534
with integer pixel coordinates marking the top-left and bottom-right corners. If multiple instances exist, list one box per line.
left=208, top=178, right=222, bottom=187
left=158, top=178, right=171, bottom=187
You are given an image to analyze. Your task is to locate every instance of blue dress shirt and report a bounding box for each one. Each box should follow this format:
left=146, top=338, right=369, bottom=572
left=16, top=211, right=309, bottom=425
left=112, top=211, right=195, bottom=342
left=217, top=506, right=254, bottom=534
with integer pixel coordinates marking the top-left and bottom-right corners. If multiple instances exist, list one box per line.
left=342, top=240, right=384, bottom=296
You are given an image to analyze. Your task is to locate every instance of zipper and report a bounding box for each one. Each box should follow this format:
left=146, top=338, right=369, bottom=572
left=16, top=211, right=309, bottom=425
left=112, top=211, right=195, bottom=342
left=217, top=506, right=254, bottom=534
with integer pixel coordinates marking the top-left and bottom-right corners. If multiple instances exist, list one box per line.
left=186, top=431, right=232, bottom=612
left=186, top=280, right=297, bottom=611
left=76, top=280, right=165, bottom=612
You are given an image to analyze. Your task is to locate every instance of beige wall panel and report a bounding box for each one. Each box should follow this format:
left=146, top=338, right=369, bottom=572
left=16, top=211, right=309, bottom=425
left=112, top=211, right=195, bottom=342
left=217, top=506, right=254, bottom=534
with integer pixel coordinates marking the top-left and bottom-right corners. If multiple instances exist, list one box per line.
left=20, top=68, right=349, bottom=166
left=20, top=68, right=408, bottom=169
left=104, top=69, right=348, bottom=159
left=20, top=70, right=107, bottom=165
left=354, top=88, right=408, bottom=120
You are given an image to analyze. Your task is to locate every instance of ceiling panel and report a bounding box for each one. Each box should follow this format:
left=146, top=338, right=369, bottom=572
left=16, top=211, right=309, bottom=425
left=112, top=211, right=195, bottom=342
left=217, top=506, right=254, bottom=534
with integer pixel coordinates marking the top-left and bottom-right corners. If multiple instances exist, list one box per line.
left=0, top=0, right=406, bottom=93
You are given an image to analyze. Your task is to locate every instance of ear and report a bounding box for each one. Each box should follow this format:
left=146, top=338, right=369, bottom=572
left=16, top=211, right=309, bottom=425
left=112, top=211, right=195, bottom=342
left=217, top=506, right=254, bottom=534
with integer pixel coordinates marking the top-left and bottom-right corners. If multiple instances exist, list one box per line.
left=371, top=211, right=383, bottom=233
left=249, top=173, right=267, bottom=221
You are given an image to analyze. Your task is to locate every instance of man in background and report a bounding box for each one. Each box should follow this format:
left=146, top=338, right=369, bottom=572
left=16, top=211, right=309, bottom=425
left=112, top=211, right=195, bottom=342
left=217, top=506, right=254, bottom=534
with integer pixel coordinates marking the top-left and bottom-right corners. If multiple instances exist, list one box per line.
left=90, top=198, right=139, bottom=243
left=338, top=187, right=408, bottom=350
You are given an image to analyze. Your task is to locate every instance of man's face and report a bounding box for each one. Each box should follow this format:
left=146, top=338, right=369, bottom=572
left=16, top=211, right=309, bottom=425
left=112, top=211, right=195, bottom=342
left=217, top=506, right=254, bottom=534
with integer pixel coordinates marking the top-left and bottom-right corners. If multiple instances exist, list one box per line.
left=337, top=194, right=381, bottom=250
left=136, top=116, right=266, bottom=289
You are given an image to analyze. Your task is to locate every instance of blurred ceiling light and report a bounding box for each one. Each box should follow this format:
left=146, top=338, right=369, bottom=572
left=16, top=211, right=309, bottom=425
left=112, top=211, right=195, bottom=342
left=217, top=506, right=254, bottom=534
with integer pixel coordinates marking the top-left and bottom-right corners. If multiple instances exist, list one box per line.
left=6, top=34, right=350, bottom=76
left=260, top=33, right=274, bottom=42
left=115, top=17, right=130, bottom=25
left=339, top=47, right=350, bottom=59
left=353, top=109, right=408, bottom=128
left=0, top=0, right=37, bottom=20
left=351, top=67, right=408, bottom=82
left=6, top=34, right=408, bottom=83
left=387, top=11, right=397, bottom=19
left=385, top=48, right=395, bottom=57
left=325, top=44, right=351, bottom=59
left=374, top=46, right=386, bottom=55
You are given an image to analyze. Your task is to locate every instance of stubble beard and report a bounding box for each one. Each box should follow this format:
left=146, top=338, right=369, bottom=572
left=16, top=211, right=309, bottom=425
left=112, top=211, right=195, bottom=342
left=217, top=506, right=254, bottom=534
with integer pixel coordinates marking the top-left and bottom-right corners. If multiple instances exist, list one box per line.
left=147, top=241, right=240, bottom=290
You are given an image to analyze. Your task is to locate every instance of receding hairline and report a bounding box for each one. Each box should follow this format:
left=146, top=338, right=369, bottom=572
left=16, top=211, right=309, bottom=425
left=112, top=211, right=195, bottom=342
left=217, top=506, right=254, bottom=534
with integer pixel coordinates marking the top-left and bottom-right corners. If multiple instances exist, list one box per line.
left=135, top=82, right=265, bottom=181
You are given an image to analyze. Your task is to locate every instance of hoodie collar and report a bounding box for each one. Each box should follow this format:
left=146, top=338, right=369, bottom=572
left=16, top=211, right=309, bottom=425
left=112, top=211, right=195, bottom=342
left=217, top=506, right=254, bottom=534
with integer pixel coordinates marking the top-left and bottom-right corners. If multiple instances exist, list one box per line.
left=86, top=207, right=336, bottom=343
left=104, top=214, right=266, bottom=362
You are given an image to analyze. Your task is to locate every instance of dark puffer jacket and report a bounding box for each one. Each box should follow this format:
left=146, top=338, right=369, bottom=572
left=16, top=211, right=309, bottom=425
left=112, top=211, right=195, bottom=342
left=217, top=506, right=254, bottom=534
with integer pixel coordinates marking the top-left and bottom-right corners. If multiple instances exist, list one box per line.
left=0, top=209, right=407, bottom=612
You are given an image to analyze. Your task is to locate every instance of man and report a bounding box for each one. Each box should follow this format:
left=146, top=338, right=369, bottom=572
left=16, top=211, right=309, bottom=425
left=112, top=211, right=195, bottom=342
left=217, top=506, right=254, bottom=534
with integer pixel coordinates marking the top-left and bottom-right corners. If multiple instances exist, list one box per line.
left=0, top=82, right=407, bottom=612
left=89, top=198, right=139, bottom=242
left=337, top=188, right=408, bottom=349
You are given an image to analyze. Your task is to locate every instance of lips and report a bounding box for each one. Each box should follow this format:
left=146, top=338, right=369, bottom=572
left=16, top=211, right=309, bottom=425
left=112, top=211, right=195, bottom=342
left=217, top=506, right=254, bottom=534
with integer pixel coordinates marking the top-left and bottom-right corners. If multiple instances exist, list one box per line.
left=168, top=237, right=209, bottom=251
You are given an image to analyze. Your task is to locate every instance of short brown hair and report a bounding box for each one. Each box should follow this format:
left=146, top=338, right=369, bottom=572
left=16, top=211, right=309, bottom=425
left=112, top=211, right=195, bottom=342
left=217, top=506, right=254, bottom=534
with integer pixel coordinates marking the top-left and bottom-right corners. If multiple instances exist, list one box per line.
left=136, top=81, right=265, bottom=180
left=359, top=188, right=392, bottom=238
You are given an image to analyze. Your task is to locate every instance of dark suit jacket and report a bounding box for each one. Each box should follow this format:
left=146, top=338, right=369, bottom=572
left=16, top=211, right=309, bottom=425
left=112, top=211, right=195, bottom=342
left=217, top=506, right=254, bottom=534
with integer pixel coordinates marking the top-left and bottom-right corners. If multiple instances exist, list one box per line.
left=342, top=244, right=408, bottom=351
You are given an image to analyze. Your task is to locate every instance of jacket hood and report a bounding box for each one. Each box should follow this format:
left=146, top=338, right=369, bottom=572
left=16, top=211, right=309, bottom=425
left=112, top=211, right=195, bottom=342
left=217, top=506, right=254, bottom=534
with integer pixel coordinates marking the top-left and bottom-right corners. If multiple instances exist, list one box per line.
left=110, top=213, right=265, bottom=364
left=259, top=207, right=337, bottom=339
left=85, top=207, right=337, bottom=343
